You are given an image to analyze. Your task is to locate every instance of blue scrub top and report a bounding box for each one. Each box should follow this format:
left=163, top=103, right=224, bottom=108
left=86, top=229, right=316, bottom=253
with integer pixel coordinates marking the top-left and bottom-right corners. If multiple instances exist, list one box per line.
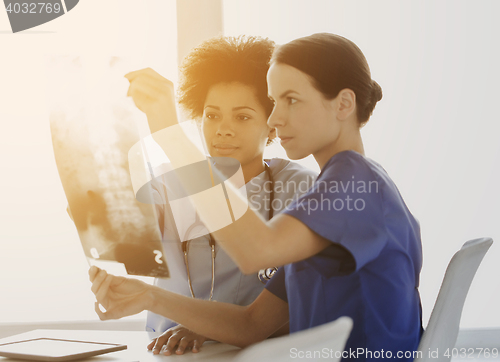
left=265, top=150, right=423, bottom=362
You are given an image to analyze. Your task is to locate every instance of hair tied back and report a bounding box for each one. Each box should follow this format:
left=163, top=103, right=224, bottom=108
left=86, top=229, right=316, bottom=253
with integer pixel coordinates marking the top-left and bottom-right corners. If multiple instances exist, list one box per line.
left=370, top=80, right=383, bottom=104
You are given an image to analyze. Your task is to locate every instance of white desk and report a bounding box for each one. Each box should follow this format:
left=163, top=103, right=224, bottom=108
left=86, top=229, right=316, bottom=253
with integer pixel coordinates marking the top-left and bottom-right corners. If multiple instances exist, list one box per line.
left=1, top=328, right=499, bottom=361
left=0, top=329, right=241, bottom=362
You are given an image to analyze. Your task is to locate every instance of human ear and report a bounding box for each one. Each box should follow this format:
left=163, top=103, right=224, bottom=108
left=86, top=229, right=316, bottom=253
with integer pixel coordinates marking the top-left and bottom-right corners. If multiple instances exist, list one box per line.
left=336, top=88, right=356, bottom=121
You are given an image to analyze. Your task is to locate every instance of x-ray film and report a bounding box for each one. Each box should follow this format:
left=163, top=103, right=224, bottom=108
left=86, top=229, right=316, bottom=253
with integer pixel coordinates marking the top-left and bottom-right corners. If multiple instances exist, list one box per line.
left=48, top=55, right=169, bottom=278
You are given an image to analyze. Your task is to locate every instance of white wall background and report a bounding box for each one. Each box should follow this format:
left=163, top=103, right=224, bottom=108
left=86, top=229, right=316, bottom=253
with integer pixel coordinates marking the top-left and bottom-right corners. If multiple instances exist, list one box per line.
left=0, top=0, right=499, bottom=329
left=0, top=0, right=178, bottom=323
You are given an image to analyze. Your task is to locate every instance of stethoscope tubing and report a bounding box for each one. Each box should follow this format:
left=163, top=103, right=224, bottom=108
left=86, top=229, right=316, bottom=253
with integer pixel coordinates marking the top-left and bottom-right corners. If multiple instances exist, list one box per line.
left=182, top=213, right=216, bottom=300
left=182, top=161, right=276, bottom=300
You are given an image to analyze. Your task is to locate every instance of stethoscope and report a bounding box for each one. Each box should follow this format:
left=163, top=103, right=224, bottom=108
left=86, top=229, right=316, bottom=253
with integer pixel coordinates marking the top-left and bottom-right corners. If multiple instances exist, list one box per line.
left=181, top=212, right=216, bottom=300
left=181, top=162, right=277, bottom=301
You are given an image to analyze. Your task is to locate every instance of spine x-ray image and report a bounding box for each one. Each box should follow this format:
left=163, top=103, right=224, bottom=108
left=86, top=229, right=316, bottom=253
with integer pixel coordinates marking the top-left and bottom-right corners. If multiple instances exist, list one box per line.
left=48, top=55, right=169, bottom=278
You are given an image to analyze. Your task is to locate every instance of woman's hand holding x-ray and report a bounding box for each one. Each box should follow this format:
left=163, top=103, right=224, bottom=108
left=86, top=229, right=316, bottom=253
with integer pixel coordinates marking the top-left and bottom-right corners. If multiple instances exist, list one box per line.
left=124, top=68, right=178, bottom=133
left=89, top=266, right=151, bottom=320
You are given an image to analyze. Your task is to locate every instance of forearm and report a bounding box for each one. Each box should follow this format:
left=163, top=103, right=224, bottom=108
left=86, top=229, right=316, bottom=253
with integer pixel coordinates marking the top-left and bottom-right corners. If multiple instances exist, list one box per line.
left=268, top=322, right=289, bottom=338
left=212, top=208, right=280, bottom=273
left=151, top=124, right=276, bottom=272
left=151, top=124, right=328, bottom=272
left=148, top=285, right=263, bottom=348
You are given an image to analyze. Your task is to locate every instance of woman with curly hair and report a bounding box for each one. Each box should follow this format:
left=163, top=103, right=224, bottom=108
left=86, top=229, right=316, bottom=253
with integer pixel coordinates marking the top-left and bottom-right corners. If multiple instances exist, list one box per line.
left=91, top=33, right=423, bottom=361
left=137, top=36, right=316, bottom=355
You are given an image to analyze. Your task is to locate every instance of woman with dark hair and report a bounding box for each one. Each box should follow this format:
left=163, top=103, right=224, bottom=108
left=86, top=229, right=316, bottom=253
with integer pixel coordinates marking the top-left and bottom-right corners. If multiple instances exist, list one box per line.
left=90, top=33, right=423, bottom=361
left=139, top=35, right=317, bottom=355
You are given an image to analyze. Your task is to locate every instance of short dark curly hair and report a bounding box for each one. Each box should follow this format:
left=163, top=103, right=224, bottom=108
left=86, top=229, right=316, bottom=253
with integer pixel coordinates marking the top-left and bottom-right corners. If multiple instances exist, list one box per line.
left=177, top=35, right=275, bottom=121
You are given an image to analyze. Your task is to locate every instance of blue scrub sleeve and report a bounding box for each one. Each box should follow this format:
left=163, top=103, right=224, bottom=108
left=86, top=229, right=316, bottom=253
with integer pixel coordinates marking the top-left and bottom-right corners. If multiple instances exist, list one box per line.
left=284, top=151, right=387, bottom=273
left=264, top=267, right=288, bottom=303
left=310, top=243, right=356, bottom=278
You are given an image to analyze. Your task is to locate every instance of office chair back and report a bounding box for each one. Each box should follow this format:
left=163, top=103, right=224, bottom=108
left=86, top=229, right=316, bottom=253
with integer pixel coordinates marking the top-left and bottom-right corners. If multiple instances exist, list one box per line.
left=415, top=237, right=493, bottom=362
left=235, top=316, right=353, bottom=362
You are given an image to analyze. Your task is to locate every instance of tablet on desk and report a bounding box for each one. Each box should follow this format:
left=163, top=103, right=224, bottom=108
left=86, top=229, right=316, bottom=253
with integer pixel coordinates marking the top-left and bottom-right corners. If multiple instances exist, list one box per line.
left=0, top=337, right=127, bottom=361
